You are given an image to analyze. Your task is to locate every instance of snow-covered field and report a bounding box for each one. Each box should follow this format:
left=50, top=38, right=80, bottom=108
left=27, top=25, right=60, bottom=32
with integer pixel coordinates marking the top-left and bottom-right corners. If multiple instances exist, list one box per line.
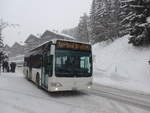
left=93, top=35, right=150, bottom=94
left=0, top=72, right=150, bottom=113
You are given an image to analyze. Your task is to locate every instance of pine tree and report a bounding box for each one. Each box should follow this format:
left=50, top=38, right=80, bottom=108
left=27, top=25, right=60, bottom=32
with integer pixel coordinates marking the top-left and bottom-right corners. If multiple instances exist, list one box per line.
left=120, top=0, right=132, bottom=36
left=90, top=0, right=107, bottom=43
left=90, top=0, right=123, bottom=44
left=113, top=0, right=126, bottom=37
left=124, top=0, right=150, bottom=46
left=61, top=13, right=90, bottom=42
left=61, top=27, right=78, bottom=39
left=76, top=13, right=90, bottom=42
left=0, top=26, right=5, bottom=68
left=0, top=19, right=12, bottom=68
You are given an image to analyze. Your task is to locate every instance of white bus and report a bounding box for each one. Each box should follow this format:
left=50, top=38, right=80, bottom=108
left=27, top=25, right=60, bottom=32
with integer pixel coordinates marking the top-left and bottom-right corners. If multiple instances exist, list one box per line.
left=23, top=39, right=93, bottom=92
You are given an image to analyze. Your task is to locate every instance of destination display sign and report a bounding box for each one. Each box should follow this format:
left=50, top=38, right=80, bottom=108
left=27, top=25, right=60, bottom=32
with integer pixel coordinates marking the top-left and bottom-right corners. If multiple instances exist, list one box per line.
left=56, top=40, right=91, bottom=51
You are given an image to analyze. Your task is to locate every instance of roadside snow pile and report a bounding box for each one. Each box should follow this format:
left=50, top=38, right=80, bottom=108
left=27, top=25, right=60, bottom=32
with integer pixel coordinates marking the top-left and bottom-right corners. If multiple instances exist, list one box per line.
left=147, top=16, right=150, bottom=23
left=93, top=35, right=150, bottom=94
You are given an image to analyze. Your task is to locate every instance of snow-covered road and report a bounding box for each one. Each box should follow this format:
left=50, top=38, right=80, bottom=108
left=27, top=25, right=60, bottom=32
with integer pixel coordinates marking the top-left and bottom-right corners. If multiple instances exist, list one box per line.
left=0, top=71, right=150, bottom=113
left=89, top=83, right=150, bottom=110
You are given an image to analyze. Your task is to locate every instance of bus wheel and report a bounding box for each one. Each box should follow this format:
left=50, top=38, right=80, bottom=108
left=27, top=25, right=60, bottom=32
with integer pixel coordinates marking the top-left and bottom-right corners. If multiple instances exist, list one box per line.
left=36, top=73, right=40, bottom=88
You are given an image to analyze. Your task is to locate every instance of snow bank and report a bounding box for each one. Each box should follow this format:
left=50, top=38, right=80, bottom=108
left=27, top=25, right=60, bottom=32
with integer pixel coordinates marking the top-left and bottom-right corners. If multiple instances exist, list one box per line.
left=147, top=16, right=150, bottom=23
left=93, top=35, right=150, bottom=94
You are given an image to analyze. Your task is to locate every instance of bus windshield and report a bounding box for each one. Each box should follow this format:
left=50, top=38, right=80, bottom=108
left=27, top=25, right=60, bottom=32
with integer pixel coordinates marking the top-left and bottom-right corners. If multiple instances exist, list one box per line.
left=55, top=50, right=92, bottom=77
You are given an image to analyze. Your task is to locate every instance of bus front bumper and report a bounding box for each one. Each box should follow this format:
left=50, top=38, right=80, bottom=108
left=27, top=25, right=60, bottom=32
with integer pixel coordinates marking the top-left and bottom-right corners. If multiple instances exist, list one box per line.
left=48, top=81, right=92, bottom=92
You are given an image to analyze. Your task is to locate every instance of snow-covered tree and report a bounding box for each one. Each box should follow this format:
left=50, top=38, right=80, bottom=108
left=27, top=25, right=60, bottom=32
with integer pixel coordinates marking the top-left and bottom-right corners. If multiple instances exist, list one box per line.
left=76, top=13, right=90, bottom=42
left=90, top=0, right=105, bottom=43
left=0, top=19, right=6, bottom=66
left=119, top=0, right=131, bottom=36
left=90, top=0, right=123, bottom=44
left=62, top=13, right=90, bottom=43
left=61, top=27, right=78, bottom=39
left=124, top=0, right=150, bottom=46
left=113, top=0, right=128, bottom=37
left=0, top=19, right=19, bottom=66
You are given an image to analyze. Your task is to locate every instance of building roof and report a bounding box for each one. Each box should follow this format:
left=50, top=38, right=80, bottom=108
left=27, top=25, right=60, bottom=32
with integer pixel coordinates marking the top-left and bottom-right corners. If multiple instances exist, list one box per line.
left=41, top=30, right=75, bottom=40
left=24, top=34, right=40, bottom=43
left=4, top=44, right=10, bottom=51
left=9, top=42, right=24, bottom=57
left=41, top=30, right=56, bottom=39
left=11, top=42, right=23, bottom=49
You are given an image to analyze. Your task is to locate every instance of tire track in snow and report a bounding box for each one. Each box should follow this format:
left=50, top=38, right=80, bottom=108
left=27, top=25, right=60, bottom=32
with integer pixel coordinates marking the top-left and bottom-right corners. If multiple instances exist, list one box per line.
left=0, top=99, right=37, bottom=113
left=84, top=84, right=150, bottom=111
left=0, top=88, right=99, bottom=113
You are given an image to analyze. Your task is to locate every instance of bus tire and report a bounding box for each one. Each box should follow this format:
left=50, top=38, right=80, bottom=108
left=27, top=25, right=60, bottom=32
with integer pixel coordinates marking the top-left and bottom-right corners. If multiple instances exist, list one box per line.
left=36, top=73, right=40, bottom=88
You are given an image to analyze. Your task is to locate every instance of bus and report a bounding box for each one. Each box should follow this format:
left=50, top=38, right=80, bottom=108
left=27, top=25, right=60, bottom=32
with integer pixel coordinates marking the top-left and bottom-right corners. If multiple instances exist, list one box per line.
left=23, top=39, right=93, bottom=92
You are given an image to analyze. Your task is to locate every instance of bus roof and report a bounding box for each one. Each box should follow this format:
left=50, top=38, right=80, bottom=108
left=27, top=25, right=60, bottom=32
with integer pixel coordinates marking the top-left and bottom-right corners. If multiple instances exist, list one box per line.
left=25, top=39, right=91, bottom=57
left=28, top=39, right=91, bottom=52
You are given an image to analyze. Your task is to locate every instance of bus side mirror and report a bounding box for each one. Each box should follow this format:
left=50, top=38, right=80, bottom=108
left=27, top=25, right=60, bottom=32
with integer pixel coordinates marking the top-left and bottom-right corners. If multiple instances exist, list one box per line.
left=50, top=45, right=55, bottom=55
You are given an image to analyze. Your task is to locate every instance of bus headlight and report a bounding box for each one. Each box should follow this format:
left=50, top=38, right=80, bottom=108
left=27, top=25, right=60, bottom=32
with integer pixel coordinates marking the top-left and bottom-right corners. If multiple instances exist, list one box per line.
left=51, top=82, right=63, bottom=87
left=87, top=82, right=92, bottom=89
left=55, top=87, right=58, bottom=91
left=88, top=86, right=91, bottom=89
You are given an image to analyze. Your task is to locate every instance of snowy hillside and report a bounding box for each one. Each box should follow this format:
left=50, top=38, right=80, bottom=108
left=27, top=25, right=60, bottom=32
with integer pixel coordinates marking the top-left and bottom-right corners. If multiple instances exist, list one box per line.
left=93, top=35, right=150, bottom=94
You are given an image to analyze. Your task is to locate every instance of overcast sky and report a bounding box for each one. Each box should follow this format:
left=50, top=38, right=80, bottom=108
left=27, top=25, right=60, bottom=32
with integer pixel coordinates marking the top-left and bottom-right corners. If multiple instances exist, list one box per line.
left=0, top=0, right=92, bottom=46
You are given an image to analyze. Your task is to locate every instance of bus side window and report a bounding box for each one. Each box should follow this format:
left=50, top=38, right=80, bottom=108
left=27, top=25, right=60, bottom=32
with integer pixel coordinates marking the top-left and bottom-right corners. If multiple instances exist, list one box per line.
left=31, top=55, right=42, bottom=68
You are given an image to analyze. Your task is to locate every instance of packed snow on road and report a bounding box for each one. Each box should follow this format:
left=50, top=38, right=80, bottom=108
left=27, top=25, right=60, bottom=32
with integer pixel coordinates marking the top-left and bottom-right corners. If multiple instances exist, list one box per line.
left=0, top=71, right=150, bottom=113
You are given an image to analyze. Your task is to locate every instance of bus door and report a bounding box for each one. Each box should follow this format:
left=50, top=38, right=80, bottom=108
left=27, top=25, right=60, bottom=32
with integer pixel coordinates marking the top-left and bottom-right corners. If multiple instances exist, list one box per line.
left=42, top=52, right=53, bottom=88
left=29, top=56, right=32, bottom=80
